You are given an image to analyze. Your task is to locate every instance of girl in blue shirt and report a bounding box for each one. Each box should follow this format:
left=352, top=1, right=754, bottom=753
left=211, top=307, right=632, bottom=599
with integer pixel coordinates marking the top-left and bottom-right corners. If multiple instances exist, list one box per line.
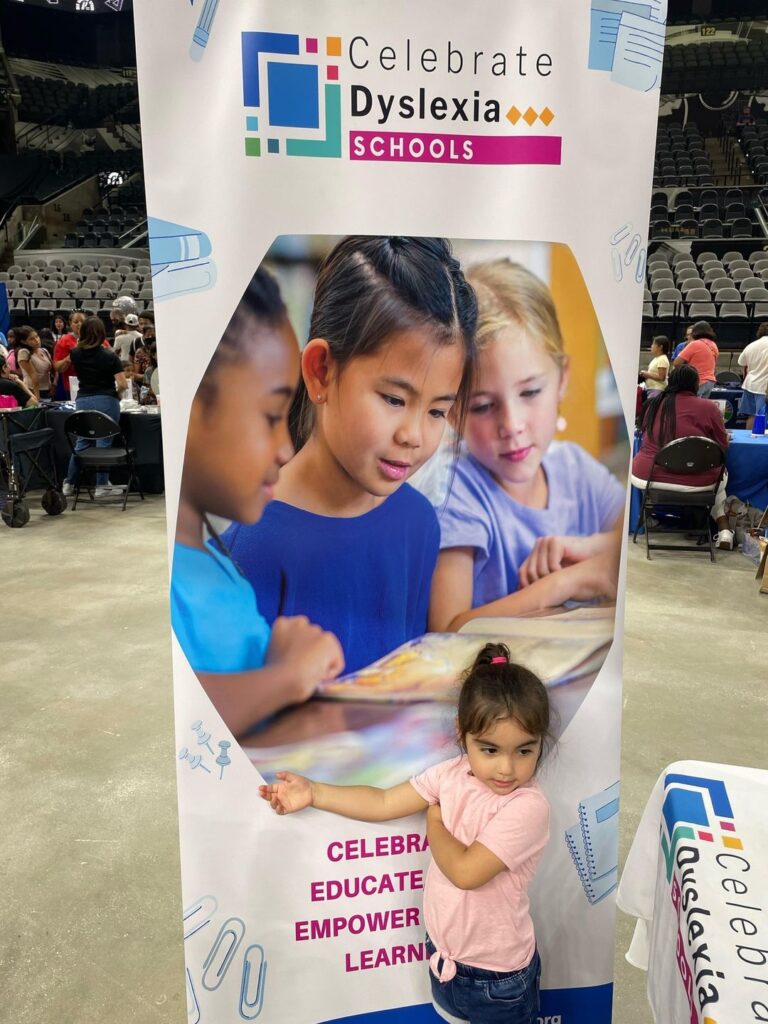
left=430, top=259, right=626, bottom=632
left=172, top=268, right=344, bottom=736
left=225, top=237, right=478, bottom=672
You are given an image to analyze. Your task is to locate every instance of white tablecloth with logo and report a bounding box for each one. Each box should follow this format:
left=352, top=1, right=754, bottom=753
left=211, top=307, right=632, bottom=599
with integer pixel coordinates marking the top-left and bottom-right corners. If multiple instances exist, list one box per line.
left=617, top=760, right=768, bottom=1024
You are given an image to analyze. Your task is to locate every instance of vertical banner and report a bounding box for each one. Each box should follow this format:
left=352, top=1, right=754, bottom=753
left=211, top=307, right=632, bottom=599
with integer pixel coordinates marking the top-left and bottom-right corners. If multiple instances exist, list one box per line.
left=134, top=3, right=661, bottom=1022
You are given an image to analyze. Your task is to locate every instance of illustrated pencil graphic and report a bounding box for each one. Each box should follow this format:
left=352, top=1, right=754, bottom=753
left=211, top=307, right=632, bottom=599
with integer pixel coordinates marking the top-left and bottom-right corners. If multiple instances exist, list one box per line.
left=192, top=0, right=220, bottom=52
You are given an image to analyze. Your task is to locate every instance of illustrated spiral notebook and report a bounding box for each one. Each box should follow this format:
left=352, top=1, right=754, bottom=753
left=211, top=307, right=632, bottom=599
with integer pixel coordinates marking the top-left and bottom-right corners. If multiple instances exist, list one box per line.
left=317, top=631, right=610, bottom=704
left=564, top=782, right=620, bottom=905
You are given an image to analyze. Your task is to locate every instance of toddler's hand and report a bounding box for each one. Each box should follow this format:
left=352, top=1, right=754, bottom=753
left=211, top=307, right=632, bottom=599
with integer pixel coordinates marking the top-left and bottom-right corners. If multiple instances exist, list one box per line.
left=519, top=535, right=599, bottom=587
left=259, top=771, right=314, bottom=814
left=267, top=616, right=345, bottom=703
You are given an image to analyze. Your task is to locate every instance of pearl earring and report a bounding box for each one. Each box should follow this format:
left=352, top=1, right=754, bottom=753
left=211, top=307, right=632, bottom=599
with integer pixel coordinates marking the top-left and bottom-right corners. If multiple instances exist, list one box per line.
left=556, top=415, right=567, bottom=433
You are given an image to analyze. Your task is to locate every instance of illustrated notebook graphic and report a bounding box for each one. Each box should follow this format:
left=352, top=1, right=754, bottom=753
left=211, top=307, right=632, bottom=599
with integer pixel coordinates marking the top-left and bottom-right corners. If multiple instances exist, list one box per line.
left=564, top=782, right=620, bottom=905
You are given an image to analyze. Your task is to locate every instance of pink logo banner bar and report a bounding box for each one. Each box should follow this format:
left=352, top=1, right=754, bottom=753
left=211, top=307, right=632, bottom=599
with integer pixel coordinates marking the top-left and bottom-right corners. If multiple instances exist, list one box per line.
left=350, top=131, right=562, bottom=165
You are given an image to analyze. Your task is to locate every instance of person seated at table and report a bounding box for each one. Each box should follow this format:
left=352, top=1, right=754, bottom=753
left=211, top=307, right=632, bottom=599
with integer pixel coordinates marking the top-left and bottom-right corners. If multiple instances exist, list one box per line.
left=429, top=259, right=624, bottom=634
left=62, top=316, right=129, bottom=499
left=737, top=323, right=768, bottom=430
left=640, top=336, right=670, bottom=395
left=0, top=354, right=36, bottom=408
left=172, top=267, right=344, bottom=738
left=672, top=324, right=694, bottom=361
left=673, top=320, right=718, bottom=398
left=631, top=363, right=733, bottom=549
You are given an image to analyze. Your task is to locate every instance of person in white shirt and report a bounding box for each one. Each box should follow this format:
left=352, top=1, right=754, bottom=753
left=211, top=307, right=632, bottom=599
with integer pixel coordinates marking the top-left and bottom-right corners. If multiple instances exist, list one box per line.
left=737, top=324, right=768, bottom=429
left=112, top=313, right=144, bottom=368
left=640, top=335, right=670, bottom=394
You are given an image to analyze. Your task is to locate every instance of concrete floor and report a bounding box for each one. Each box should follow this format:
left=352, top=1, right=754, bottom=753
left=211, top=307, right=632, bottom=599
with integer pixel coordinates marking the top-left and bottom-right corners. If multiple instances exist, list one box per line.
left=1, top=494, right=765, bottom=1023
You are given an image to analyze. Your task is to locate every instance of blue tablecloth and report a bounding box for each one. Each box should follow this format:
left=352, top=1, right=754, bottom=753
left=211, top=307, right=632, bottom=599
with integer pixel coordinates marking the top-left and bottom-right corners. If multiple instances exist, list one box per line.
left=726, top=429, right=768, bottom=509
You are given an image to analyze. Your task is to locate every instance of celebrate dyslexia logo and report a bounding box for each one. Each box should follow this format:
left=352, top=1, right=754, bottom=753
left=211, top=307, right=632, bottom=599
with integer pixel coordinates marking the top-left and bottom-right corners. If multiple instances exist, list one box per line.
left=661, top=773, right=741, bottom=882
left=241, top=31, right=562, bottom=166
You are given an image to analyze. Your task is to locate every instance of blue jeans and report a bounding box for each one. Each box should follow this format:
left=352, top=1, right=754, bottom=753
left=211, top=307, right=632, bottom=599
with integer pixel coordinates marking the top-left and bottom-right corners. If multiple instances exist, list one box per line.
left=426, top=936, right=541, bottom=1024
left=698, top=380, right=715, bottom=398
left=66, top=394, right=120, bottom=487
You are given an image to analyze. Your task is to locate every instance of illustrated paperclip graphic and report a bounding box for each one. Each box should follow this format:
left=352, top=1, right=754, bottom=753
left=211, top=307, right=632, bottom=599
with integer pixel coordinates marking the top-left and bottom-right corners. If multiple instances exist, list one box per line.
left=190, top=0, right=220, bottom=60
left=202, top=917, right=246, bottom=991
left=183, top=894, right=219, bottom=940
left=148, top=217, right=217, bottom=303
left=186, top=967, right=201, bottom=1024
left=239, top=944, right=267, bottom=1020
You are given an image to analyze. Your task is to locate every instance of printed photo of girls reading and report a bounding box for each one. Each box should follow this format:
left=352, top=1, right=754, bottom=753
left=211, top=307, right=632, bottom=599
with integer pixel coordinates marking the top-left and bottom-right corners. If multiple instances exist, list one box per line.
left=171, top=236, right=627, bottom=739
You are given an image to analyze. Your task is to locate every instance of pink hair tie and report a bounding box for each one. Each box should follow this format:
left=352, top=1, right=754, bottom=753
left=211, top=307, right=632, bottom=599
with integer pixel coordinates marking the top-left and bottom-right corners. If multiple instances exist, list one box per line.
left=491, top=656, right=507, bottom=665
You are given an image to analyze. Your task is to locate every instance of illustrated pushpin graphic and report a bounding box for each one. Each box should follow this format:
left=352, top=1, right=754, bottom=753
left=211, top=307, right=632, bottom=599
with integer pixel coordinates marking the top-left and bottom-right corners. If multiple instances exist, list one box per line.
left=216, top=741, right=231, bottom=781
left=191, top=721, right=214, bottom=754
left=179, top=747, right=212, bottom=773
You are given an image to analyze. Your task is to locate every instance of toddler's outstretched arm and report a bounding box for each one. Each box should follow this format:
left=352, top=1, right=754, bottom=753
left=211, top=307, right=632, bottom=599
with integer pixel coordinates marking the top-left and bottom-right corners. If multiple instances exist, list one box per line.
left=260, top=772, right=429, bottom=822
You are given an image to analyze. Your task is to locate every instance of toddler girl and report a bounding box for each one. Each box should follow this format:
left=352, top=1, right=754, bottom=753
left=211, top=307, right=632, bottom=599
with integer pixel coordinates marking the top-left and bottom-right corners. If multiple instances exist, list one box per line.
left=225, top=236, right=477, bottom=673
left=261, top=642, right=551, bottom=1024
left=171, top=268, right=344, bottom=737
left=430, top=259, right=625, bottom=631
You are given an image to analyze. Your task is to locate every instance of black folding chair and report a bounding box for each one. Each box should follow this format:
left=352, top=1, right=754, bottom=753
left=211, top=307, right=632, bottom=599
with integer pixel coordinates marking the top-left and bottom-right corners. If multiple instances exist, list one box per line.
left=632, top=437, right=726, bottom=562
left=64, top=410, right=144, bottom=511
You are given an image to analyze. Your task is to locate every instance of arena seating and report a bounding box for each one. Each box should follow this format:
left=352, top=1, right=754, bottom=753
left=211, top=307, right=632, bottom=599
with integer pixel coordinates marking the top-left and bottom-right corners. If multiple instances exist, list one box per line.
left=16, top=75, right=137, bottom=128
left=1, top=253, right=153, bottom=328
left=652, top=122, right=714, bottom=188
left=641, top=246, right=768, bottom=348
left=649, top=186, right=768, bottom=241
left=661, top=37, right=768, bottom=94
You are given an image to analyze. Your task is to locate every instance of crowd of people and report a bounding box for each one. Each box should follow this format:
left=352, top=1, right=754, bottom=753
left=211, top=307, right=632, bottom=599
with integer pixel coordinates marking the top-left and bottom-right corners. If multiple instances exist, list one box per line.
left=0, top=298, right=159, bottom=497
left=0, top=301, right=157, bottom=408
left=636, top=317, right=768, bottom=549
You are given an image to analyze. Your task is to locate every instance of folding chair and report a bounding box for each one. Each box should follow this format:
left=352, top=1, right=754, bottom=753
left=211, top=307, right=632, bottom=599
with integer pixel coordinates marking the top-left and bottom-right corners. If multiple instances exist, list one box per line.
left=64, top=411, right=144, bottom=511
left=633, top=436, right=726, bottom=562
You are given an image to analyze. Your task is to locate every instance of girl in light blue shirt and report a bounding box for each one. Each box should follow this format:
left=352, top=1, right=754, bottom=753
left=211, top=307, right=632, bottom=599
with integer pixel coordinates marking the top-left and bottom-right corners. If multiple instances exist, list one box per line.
left=171, top=268, right=343, bottom=736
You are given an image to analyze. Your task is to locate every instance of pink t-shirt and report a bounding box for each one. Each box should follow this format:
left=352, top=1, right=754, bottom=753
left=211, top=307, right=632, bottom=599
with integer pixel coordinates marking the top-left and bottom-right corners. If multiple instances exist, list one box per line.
left=678, top=338, right=718, bottom=384
left=410, top=755, right=549, bottom=974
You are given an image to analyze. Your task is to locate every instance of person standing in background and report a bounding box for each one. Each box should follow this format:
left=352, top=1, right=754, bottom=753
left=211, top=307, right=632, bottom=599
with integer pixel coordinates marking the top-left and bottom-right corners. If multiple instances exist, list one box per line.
left=737, top=323, right=768, bottom=430
left=62, top=317, right=128, bottom=499
left=15, top=326, right=53, bottom=401
left=640, top=336, right=670, bottom=395
left=54, top=311, right=86, bottom=400
left=672, top=323, right=694, bottom=361
left=673, top=320, right=718, bottom=397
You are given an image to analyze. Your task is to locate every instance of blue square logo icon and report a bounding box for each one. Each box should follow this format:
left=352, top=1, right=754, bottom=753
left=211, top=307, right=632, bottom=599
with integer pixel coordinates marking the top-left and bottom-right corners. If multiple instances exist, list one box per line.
left=267, top=62, right=319, bottom=129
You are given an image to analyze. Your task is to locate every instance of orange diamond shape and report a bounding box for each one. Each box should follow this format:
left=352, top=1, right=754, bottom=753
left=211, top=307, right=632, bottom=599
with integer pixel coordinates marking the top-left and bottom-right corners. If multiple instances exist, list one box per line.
left=506, top=106, right=521, bottom=125
left=539, top=107, right=555, bottom=126
left=523, top=107, right=538, bottom=126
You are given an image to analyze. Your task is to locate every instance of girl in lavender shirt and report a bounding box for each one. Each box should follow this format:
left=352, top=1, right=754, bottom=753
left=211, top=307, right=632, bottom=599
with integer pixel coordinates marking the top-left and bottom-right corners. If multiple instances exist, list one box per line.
left=430, top=260, right=626, bottom=632
left=261, top=643, right=552, bottom=1024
